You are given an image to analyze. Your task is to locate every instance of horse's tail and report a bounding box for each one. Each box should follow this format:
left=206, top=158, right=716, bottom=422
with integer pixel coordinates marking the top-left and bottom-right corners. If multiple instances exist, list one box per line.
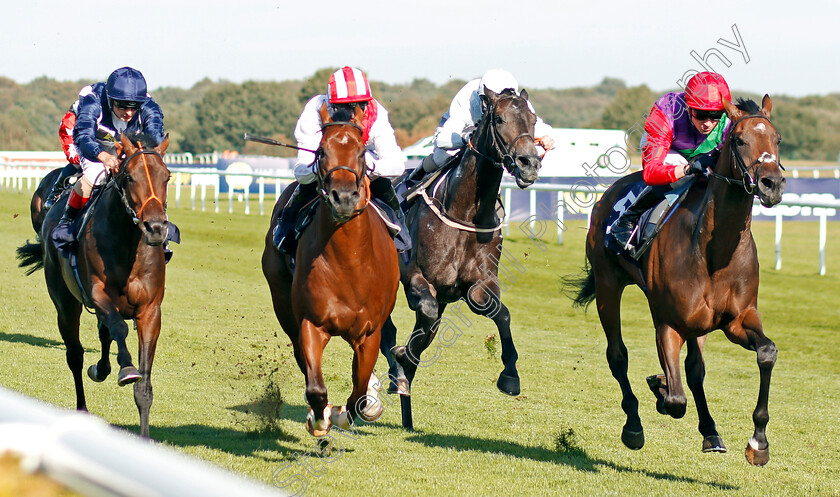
left=561, top=263, right=596, bottom=310
left=16, top=239, right=44, bottom=275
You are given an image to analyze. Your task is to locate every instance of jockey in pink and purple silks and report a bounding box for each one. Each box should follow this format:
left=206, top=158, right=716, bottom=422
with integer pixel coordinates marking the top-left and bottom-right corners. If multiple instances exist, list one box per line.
left=610, top=71, right=732, bottom=253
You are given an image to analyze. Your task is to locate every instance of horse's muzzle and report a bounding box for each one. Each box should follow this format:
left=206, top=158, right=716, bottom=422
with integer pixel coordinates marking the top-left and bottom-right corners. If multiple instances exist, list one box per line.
left=513, top=154, right=542, bottom=188
left=329, top=187, right=361, bottom=220
left=756, top=170, right=786, bottom=207
left=142, top=219, right=168, bottom=246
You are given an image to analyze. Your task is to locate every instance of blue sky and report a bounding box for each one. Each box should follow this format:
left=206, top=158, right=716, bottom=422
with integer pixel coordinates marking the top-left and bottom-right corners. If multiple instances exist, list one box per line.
left=4, top=0, right=838, bottom=97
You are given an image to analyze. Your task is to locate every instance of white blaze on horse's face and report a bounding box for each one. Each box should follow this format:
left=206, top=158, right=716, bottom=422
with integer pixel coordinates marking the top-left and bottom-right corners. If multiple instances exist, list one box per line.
left=754, top=122, right=767, bottom=132
left=758, top=152, right=777, bottom=163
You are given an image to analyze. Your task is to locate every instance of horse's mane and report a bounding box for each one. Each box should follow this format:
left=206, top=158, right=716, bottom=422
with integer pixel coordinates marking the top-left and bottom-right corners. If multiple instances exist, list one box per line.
left=124, top=132, right=160, bottom=150
left=734, top=98, right=761, bottom=114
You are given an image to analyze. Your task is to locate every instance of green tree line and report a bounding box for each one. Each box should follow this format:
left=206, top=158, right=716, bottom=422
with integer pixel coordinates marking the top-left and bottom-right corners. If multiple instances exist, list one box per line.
left=1, top=70, right=838, bottom=161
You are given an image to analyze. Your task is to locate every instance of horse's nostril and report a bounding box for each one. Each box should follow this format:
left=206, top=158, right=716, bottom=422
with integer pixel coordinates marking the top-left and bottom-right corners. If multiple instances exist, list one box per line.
left=331, top=190, right=341, bottom=203
left=760, top=177, right=776, bottom=190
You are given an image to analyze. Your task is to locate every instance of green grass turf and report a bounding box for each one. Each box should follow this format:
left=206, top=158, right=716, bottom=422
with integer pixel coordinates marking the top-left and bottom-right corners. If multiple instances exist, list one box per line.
left=0, top=188, right=838, bottom=496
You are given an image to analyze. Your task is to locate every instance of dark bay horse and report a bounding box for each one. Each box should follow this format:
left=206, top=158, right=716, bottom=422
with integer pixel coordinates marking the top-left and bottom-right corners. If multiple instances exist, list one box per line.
left=261, top=104, right=400, bottom=436
left=566, top=96, right=785, bottom=465
left=17, top=133, right=171, bottom=438
left=384, top=87, right=543, bottom=428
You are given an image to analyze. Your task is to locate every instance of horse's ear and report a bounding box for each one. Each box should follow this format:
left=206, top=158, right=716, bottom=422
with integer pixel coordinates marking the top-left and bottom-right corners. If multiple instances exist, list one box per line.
left=319, top=101, right=331, bottom=124
left=520, top=88, right=529, bottom=102
left=483, top=86, right=499, bottom=104
left=155, top=134, right=170, bottom=156
left=352, top=103, right=365, bottom=125
left=721, top=97, right=741, bottom=122
left=115, top=141, right=123, bottom=157
left=761, top=94, right=773, bottom=119
left=119, top=133, right=136, bottom=155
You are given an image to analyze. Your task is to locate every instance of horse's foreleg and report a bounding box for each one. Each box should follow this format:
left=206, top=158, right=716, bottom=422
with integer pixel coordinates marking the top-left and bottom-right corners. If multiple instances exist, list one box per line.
left=380, top=316, right=406, bottom=394
left=134, top=306, right=161, bottom=439
left=655, top=324, right=687, bottom=419
left=393, top=272, right=438, bottom=390
left=347, top=331, right=383, bottom=425
left=465, top=282, right=519, bottom=396
left=723, top=309, right=776, bottom=466
left=92, top=286, right=139, bottom=386
left=300, top=321, right=331, bottom=436
left=87, top=320, right=112, bottom=382
left=685, top=336, right=726, bottom=453
left=595, top=278, right=643, bottom=449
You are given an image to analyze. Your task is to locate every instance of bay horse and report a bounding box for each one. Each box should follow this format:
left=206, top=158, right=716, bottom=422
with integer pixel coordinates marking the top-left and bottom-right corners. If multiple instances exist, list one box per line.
left=17, top=132, right=171, bottom=438
left=261, top=103, right=400, bottom=436
left=383, top=87, right=543, bottom=428
left=566, top=96, right=785, bottom=465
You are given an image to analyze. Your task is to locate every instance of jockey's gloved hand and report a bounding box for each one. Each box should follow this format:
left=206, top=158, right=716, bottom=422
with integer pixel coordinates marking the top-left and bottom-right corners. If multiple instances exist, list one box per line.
left=685, top=154, right=715, bottom=177
left=460, top=125, right=477, bottom=145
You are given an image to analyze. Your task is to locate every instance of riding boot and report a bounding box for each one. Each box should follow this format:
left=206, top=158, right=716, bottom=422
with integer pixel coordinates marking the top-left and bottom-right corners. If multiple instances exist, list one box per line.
left=370, top=176, right=401, bottom=214
left=609, top=186, right=664, bottom=250
left=274, top=182, right=317, bottom=254
left=52, top=196, right=83, bottom=254
left=43, top=163, right=78, bottom=211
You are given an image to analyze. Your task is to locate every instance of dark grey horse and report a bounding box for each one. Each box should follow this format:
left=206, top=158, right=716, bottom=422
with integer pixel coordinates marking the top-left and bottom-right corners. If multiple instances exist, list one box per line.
left=381, top=88, right=543, bottom=429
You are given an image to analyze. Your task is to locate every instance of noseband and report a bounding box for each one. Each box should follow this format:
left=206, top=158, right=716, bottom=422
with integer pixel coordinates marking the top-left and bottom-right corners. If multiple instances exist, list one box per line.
left=117, top=147, right=167, bottom=224
left=468, top=95, right=535, bottom=174
left=713, top=114, right=784, bottom=196
left=315, top=121, right=370, bottom=219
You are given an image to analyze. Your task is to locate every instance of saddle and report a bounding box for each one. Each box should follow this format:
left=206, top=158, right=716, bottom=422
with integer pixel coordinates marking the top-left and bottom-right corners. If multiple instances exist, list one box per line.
left=604, top=177, right=696, bottom=261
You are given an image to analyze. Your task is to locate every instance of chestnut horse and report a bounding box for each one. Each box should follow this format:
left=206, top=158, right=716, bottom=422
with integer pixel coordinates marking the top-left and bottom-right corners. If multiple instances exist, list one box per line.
left=17, top=133, right=171, bottom=438
left=262, top=104, right=399, bottom=436
left=566, top=96, right=785, bottom=465
left=382, top=87, right=543, bottom=429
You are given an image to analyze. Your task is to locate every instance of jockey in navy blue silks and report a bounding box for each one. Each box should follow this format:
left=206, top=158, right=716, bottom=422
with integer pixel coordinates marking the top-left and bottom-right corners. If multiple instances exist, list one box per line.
left=53, top=67, right=165, bottom=247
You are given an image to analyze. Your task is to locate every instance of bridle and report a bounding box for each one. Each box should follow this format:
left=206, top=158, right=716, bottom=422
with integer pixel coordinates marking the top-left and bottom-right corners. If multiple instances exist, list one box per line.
left=712, top=114, right=784, bottom=197
left=468, top=94, right=536, bottom=175
left=116, top=146, right=168, bottom=224
left=314, top=121, right=371, bottom=220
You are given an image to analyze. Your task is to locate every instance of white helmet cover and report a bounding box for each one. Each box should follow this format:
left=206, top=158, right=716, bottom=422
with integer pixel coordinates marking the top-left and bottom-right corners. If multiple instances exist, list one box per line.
left=479, top=69, right=519, bottom=96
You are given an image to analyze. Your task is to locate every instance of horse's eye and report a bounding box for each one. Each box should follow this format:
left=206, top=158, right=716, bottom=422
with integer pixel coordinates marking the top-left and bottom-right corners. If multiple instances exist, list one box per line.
left=495, top=116, right=504, bottom=125
left=777, top=136, right=782, bottom=145
left=734, top=137, right=745, bottom=147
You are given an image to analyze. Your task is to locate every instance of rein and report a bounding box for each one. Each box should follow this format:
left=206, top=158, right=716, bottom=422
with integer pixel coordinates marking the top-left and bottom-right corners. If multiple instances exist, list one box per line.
left=118, top=146, right=167, bottom=224
left=712, top=114, right=784, bottom=196
left=315, top=121, right=371, bottom=221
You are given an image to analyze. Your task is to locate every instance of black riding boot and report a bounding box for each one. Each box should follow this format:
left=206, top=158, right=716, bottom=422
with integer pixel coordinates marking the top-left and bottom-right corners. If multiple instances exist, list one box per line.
left=43, top=163, right=78, bottom=211
left=609, top=186, right=664, bottom=249
left=370, top=176, right=401, bottom=214
left=52, top=200, right=81, bottom=254
left=274, top=182, right=317, bottom=254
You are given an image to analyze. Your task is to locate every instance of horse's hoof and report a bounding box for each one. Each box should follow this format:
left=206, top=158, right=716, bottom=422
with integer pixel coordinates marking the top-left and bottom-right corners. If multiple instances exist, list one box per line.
left=745, top=438, right=769, bottom=466
left=497, top=372, right=520, bottom=396
left=702, top=435, right=727, bottom=453
left=117, top=366, right=142, bottom=386
left=307, top=406, right=332, bottom=437
left=329, top=405, right=353, bottom=430
left=360, top=396, right=384, bottom=422
left=387, top=381, right=398, bottom=394
left=87, top=364, right=108, bottom=383
left=621, top=426, right=645, bottom=450
left=395, top=377, right=410, bottom=396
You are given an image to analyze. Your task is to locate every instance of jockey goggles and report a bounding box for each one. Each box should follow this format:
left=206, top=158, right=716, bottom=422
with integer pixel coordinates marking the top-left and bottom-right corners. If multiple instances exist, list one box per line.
left=113, top=99, right=142, bottom=110
left=691, top=108, right=724, bottom=122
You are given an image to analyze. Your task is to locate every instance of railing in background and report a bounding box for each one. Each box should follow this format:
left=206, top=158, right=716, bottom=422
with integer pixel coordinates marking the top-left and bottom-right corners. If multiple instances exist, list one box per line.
left=2, top=163, right=837, bottom=275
